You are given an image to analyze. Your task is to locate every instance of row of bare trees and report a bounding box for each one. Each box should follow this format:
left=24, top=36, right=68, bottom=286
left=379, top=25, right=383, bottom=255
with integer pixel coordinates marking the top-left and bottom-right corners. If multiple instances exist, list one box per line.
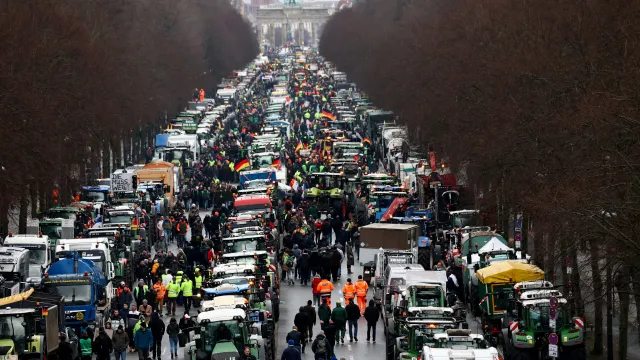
left=321, top=0, right=640, bottom=358
left=0, top=0, right=258, bottom=230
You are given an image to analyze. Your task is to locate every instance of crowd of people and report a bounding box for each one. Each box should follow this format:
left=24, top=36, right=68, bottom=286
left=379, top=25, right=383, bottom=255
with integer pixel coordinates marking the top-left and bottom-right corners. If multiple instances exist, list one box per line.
left=55, top=49, right=385, bottom=360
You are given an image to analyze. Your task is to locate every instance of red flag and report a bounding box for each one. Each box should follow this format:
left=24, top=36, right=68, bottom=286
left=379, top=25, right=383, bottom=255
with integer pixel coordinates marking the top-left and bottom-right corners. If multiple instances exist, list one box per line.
left=271, top=158, right=281, bottom=169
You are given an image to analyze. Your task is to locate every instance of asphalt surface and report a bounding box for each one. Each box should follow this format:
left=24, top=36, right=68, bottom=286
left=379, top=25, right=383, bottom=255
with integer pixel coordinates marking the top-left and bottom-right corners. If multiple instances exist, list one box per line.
left=274, top=249, right=385, bottom=359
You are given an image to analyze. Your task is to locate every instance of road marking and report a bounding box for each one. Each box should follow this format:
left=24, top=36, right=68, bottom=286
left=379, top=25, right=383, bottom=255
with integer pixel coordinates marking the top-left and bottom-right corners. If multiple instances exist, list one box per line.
left=347, top=345, right=352, bottom=351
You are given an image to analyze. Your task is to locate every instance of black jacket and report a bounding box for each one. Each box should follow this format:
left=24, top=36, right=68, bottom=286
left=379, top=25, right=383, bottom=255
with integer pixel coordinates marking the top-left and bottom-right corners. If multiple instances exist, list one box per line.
left=294, top=312, right=309, bottom=330
left=149, top=313, right=165, bottom=338
left=302, top=305, right=317, bottom=326
left=286, top=330, right=303, bottom=345
left=364, top=305, right=380, bottom=324
left=56, top=341, right=74, bottom=360
left=345, top=303, right=361, bottom=321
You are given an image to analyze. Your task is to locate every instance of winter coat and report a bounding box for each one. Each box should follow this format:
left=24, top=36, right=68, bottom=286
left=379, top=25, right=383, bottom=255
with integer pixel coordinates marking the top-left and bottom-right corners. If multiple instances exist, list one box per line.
left=280, top=346, right=302, bottom=360
left=167, top=321, right=180, bottom=338
left=112, top=329, right=130, bottom=352
left=133, top=328, right=154, bottom=350
left=297, top=253, right=310, bottom=270
left=302, top=305, right=317, bottom=326
left=330, top=305, right=347, bottom=324
left=364, top=305, right=380, bottom=324
left=311, top=334, right=331, bottom=359
left=318, top=304, right=331, bottom=323
left=149, top=313, right=166, bottom=339
left=286, top=330, right=303, bottom=345
left=345, top=303, right=361, bottom=321
left=92, top=333, right=112, bottom=356
left=294, top=311, right=309, bottom=331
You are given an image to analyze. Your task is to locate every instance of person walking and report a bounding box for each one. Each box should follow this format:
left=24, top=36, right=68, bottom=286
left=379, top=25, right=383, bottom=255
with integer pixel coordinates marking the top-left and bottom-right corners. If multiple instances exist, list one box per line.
left=281, top=340, right=302, bottom=360
left=286, top=326, right=303, bottom=354
left=133, top=322, right=154, bottom=360
left=92, top=327, right=113, bottom=360
left=318, top=298, right=331, bottom=330
left=363, top=300, right=380, bottom=342
left=311, top=331, right=332, bottom=360
left=79, top=331, right=92, bottom=360
left=311, top=275, right=322, bottom=306
left=355, top=275, right=369, bottom=315
left=166, top=318, right=180, bottom=359
left=293, top=308, right=309, bottom=352
left=345, top=299, right=360, bottom=342
left=166, top=278, right=180, bottom=316
left=302, top=300, right=317, bottom=339
left=149, top=312, right=165, bottom=360
left=153, top=279, right=166, bottom=312
left=181, top=276, right=194, bottom=313
left=112, top=325, right=129, bottom=360
left=330, top=300, right=347, bottom=344
left=342, top=278, right=356, bottom=305
left=57, top=334, right=74, bottom=360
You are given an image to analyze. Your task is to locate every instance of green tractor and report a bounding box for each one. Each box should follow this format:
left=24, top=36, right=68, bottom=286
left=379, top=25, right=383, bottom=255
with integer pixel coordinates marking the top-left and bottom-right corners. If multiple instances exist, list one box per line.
left=474, top=261, right=545, bottom=348
left=305, top=172, right=347, bottom=218
left=388, top=318, right=458, bottom=360
left=186, top=308, right=275, bottom=360
left=504, top=281, right=586, bottom=360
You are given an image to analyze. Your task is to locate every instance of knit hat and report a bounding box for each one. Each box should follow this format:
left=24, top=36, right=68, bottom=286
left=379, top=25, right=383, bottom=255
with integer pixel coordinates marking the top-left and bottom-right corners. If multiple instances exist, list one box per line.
left=288, top=340, right=294, bottom=346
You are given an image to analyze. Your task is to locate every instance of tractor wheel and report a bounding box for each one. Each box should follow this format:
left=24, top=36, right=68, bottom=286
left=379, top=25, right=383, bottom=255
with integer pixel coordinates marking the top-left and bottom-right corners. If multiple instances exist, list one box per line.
left=561, top=343, right=586, bottom=360
left=507, top=347, right=536, bottom=360
left=470, top=286, right=481, bottom=317
left=433, top=244, right=442, bottom=264
left=385, top=332, right=395, bottom=360
left=418, top=247, right=430, bottom=270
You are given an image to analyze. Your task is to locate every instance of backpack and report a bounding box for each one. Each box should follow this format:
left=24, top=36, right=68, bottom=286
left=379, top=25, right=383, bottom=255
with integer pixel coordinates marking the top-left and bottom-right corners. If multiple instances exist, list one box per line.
left=285, top=256, right=294, bottom=268
left=315, top=338, right=327, bottom=355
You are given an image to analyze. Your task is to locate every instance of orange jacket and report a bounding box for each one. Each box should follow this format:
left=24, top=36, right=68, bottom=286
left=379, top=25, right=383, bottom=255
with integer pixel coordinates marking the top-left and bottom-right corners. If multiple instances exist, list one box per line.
left=355, top=280, right=369, bottom=297
left=199, top=89, right=205, bottom=101
left=316, top=279, right=334, bottom=294
left=343, top=283, right=356, bottom=299
left=311, top=277, right=322, bottom=294
left=154, top=283, right=166, bottom=299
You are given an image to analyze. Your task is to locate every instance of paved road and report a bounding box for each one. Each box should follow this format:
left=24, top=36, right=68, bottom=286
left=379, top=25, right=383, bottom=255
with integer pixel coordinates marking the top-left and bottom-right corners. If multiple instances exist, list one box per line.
left=274, top=252, right=385, bottom=359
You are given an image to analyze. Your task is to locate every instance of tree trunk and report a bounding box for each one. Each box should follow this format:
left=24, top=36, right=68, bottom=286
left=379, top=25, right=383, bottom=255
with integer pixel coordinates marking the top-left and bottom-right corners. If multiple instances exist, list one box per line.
left=544, top=233, right=557, bottom=282
left=30, top=182, right=37, bottom=219
left=571, top=247, right=584, bottom=316
left=616, top=264, right=630, bottom=360
left=589, top=237, right=604, bottom=355
left=18, top=193, right=27, bottom=234
left=633, top=266, right=640, bottom=335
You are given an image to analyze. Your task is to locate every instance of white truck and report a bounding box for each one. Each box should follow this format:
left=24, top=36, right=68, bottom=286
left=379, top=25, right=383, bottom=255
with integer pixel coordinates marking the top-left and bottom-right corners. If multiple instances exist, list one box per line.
left=55, top=238, right=115, bottom=284
left=3, top=234, right=52, bottom=287
left=0, top=247, right=31, bottom=293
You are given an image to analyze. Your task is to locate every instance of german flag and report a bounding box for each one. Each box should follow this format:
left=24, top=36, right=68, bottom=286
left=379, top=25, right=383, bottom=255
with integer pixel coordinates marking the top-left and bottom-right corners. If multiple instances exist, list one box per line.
left=321, top=111, right=336, bottom=121
left=363, top=137, right=372, bottom=145
left=271, top=158, right=281, bottom=169
left=235, top=158, right=250, bottom=172
left=295, top=142, right=303, bottom=152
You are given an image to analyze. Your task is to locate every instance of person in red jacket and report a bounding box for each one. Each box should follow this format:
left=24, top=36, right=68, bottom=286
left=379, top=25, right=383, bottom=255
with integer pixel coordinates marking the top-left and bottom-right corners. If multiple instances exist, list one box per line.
left=311, top=274, right=322, bottom=307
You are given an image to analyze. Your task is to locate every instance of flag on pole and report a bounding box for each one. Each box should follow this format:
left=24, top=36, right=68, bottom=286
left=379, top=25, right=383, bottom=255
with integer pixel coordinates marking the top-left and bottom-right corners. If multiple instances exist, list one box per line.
left=295, top=142, right=303, bottom=152
left=363, top=137, right=372, bottom=145
left=235, top=158, right=250, bottom=172
left=321, top=111, right=336, bottom=121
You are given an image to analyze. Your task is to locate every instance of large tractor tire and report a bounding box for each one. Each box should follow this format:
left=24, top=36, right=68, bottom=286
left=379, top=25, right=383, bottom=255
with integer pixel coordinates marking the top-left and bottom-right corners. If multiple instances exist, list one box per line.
left=385, top=332, right=395, bottom=360
left=561, top=343, right=586, bottom=360
left=506, top=347, right=536, bottom=360
left=429, top=244, right=442, bottom=269
left=418, top=247, right=430, bottom=270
